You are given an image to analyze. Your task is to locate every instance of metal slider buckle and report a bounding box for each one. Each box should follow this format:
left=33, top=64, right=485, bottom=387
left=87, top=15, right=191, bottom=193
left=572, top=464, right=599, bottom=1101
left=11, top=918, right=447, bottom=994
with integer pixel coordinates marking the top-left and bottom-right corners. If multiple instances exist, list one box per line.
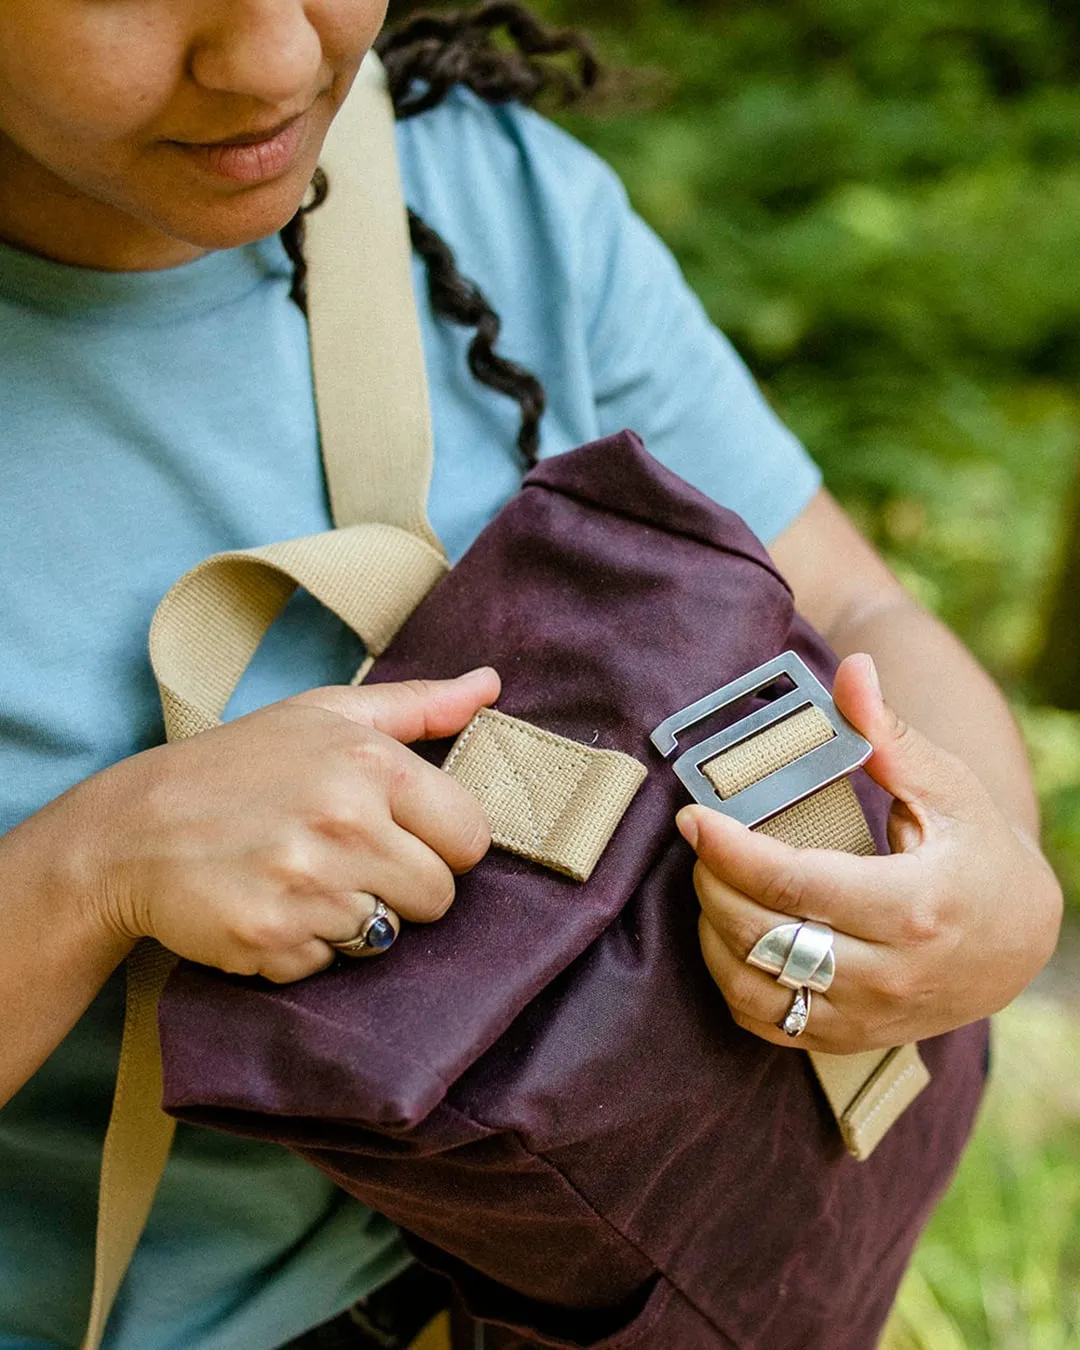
left=650, top=651, right=872, bottom=828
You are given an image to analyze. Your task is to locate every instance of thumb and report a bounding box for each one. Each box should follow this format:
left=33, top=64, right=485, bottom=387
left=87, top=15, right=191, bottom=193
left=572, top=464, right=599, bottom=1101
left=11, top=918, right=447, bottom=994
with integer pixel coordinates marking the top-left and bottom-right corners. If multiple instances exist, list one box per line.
left=833, top=653, right=970, bottom=828
left=294, top=667, right=501, bottom=744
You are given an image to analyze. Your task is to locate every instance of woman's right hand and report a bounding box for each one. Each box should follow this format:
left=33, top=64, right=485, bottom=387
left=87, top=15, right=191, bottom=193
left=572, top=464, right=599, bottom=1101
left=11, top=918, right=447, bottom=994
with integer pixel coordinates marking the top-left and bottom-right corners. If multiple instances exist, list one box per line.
left=74, top=668, right=500, bottom=983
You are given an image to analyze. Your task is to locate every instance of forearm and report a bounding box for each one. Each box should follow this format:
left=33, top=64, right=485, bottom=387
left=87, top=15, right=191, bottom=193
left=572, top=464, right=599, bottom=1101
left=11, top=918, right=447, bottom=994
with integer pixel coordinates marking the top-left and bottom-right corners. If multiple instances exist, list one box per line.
left=828, top=591, right=1039, bottom=837
left=0, top=787, right=133, bottom=1106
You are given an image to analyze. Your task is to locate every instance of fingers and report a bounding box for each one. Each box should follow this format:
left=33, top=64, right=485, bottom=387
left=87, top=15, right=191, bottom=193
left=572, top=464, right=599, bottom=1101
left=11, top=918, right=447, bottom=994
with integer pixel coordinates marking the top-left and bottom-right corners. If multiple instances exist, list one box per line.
left=697, top=916, right=895, bottom=1055
left=355, top=823, right=459, bottom=923
left=699, top=916, right=830, bottom=1050
left=691, top=834, right=929, bottom=1052
left=695, top=870, right=873, bottom=1020
left=260, top=938, right=338, bottom=985
left=311, top=889, right=387, bottom=945
left=698, top=914, right=799, bottom=1028
left=306, top=810, right=462, bottom=924
left=280, top=680, right=496, bottom=935
left=389, top=754, right=492, bottom=876
left=693, top=858, right=869, bottom=969
left=298, top=671, right=497, bottom=871
left=832, top=653, right=978, bottom=823
left=678, top=804, right=923, bottom=941
left=296, top=667, right=501, bottom=745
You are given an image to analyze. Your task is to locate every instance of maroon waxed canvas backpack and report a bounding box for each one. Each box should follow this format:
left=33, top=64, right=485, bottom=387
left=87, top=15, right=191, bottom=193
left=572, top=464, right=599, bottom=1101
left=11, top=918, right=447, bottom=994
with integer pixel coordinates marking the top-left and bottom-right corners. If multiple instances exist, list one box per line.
left=82, top=60, right=987, bottom=1350
left=151, top=429, right=988, bottom=1350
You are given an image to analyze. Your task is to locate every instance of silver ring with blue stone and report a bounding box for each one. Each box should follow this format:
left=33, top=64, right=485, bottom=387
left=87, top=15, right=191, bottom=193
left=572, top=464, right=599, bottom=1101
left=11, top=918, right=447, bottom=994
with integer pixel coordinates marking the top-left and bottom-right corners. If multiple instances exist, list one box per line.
left=331, top=898, right=401, bottom=958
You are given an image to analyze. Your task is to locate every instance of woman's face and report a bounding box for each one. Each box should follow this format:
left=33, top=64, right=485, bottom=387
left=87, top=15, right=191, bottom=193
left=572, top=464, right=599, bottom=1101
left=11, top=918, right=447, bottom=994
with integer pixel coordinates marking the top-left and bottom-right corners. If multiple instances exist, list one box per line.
left=0, top=0, right=389, bottom=270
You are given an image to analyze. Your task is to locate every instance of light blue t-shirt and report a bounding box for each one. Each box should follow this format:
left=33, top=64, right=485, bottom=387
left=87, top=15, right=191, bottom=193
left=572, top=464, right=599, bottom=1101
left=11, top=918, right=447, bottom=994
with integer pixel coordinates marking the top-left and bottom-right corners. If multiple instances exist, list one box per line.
left=0, top=92, right=821, bottom=1349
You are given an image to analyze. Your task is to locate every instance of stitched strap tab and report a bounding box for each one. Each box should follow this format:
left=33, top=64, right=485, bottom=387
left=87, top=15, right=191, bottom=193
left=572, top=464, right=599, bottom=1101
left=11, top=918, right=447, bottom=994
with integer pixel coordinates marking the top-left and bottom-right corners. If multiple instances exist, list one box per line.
left=444, top=708, right=647, bottom=882
left=814, top=1043, right=931, bottom=1159
left=700, top=701, right=929, bottom=1160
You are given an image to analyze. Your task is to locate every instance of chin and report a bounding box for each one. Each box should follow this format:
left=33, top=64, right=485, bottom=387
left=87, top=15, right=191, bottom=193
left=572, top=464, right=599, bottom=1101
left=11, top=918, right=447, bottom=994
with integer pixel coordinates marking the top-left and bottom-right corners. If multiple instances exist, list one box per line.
left=155, top=164, right=319, bottom=256
left=174, top=210, right=299, bottom=254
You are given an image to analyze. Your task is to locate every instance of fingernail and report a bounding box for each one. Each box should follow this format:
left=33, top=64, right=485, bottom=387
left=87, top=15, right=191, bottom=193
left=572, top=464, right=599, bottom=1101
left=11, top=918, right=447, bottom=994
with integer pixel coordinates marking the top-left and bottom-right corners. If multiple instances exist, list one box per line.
left=862, top=654, right=883, bottom=700
left=676, top=808, right=699, bottom=850
left=458, top=666, right=496, bottom=685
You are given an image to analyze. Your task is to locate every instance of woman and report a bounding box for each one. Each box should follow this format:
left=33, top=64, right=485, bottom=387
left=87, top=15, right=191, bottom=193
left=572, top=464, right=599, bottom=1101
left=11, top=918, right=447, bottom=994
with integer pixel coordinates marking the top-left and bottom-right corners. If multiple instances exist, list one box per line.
left=0, top=2, right=1061, bottom=1347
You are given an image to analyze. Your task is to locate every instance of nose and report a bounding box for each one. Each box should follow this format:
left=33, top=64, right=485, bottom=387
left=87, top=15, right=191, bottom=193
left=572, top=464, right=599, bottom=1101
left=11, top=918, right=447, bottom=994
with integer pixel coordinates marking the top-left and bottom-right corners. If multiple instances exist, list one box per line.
left=190, top=0, right=324, bottom=105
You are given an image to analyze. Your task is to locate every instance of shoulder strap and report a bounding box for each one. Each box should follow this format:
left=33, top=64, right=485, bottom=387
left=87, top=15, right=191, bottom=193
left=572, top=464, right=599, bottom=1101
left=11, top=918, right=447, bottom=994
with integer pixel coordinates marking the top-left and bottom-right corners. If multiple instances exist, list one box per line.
left=306, top=56, right=441, bottom=545
left=81, top=52, right=436, bottom=1350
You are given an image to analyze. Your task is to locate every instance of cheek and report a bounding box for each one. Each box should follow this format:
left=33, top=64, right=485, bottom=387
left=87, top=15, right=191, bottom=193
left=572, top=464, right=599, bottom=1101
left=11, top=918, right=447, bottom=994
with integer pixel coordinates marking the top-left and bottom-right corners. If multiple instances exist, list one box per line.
left=0, top=11, right=177, bottom=163
left=316, top=0, right=391, bottom=71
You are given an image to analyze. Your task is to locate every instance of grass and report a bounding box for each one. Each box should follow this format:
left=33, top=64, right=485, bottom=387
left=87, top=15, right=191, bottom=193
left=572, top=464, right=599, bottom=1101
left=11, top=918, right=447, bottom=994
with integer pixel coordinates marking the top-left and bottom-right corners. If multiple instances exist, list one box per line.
left=883, top=994, right=1080, bottom=1349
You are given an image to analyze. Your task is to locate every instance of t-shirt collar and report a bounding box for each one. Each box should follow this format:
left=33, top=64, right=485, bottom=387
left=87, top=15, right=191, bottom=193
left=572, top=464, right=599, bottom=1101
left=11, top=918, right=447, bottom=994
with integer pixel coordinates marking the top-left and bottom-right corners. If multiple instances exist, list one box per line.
left=0, top=233, right=290, bottom=324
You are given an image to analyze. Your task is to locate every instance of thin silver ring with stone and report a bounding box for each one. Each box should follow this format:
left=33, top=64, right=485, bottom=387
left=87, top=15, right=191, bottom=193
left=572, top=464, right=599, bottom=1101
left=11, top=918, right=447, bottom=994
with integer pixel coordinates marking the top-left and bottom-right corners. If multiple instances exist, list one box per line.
left=330, top=900, right=400, bottom=958
left=779, top=986, right=812, bottom=1038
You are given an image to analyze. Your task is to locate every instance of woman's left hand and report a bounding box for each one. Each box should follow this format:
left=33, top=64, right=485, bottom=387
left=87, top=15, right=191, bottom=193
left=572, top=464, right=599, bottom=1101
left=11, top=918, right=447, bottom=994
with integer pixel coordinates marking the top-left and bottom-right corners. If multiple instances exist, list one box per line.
left=679, top=654, right=1063, bottom=1053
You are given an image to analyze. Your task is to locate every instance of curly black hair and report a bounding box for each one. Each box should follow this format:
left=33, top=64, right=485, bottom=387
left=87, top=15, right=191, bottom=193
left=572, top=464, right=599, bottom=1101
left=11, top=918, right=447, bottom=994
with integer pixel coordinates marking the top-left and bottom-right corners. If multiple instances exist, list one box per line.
left=279, top=3, right=599, bottom=469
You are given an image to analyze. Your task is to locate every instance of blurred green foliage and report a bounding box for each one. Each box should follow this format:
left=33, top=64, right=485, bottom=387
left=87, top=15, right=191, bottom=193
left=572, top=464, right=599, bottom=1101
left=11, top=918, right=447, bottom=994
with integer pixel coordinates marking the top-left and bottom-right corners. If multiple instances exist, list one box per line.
left=883, top=996, right=1080, bottom=1349
left=532, top=0, right=1080, bottom=657
left=520, top=0, right=1080, bottom=908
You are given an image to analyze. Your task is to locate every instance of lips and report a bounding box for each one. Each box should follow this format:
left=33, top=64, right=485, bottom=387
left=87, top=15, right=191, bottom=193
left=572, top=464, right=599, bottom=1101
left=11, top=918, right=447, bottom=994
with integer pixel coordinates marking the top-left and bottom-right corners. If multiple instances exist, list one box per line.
left=171, top=111, right=311, bottom=186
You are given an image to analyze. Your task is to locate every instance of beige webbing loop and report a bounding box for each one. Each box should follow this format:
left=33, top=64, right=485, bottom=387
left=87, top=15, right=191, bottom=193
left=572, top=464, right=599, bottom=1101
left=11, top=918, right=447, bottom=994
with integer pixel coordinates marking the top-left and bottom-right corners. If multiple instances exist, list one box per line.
left=83, top=51, right=447, bottom=1349
left=150, top=526, right=448, bottom=740
left=701, top=704, right=930, bottom=1159
left=444, top=709, right=648, bottom=882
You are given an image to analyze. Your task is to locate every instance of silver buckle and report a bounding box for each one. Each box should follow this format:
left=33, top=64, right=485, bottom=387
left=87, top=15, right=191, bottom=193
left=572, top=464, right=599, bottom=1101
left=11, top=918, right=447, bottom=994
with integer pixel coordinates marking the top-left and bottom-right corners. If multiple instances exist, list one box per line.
left=650, top=651, right=872, bottom=828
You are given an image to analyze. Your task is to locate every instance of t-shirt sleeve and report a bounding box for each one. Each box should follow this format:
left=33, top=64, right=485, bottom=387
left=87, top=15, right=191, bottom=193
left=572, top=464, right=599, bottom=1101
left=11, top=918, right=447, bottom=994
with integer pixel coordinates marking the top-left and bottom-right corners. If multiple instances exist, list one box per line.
left=550, top=127, right=821, bottom=543
left=398, top=94, right=822, bottom=545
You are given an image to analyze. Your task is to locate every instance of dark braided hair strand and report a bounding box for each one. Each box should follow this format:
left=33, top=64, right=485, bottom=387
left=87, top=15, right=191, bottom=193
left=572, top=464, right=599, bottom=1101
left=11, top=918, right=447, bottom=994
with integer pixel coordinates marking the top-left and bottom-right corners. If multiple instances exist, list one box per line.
left=279, top=3, right=599, bottom=469
left=406, top=208, right=547, bottom=466
left=377, top=2, right=599, bottom=120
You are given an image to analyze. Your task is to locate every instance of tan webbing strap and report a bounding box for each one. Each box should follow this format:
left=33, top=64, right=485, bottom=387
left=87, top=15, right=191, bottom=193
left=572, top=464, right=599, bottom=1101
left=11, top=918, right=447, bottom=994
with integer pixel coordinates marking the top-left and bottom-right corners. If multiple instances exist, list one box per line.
left=83, top=52, right=446, bottom=1349
left=82, top=941, right=178, bottom=1349
left=304, top=54, right=440, bottom=548
left=702, top=705, right=930, bottom=1159
left=444, top=709, right=648, bottom=882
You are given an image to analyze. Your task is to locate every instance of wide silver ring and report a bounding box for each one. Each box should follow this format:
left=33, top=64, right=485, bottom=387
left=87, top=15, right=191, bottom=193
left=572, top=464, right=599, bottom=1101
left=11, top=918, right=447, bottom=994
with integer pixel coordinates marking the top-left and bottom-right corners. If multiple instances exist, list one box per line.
left=779, top=987, right=812, bottom=1038
left=746, top=920, right=835, bottom=993
left=330, top=899, right=401, bottom=958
